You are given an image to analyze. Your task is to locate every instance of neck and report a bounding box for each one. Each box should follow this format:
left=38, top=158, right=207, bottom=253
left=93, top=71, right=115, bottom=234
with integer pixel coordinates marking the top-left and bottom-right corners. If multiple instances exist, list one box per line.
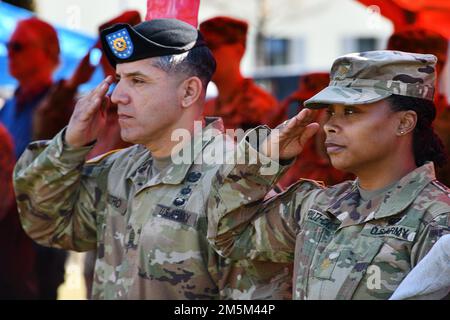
left=355, top=144, right=417, bottom=191
left=145, top=108, right=204, bottom=159
left=215, top=71, right=245, bottom=103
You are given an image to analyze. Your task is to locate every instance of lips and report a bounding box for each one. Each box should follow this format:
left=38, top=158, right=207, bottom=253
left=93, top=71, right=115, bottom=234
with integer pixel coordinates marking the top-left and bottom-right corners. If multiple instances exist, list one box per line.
left=117, top=113, right=133, bottom=121
left=324, top=141, right=345, bottom=154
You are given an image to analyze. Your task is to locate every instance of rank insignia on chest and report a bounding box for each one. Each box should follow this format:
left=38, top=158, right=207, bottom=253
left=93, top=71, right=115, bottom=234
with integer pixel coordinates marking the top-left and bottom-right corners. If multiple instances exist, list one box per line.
left=106, top=28, right=134, bottom=59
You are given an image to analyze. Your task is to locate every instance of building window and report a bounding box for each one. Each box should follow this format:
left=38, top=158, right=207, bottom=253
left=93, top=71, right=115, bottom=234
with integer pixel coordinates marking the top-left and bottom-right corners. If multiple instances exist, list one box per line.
left=342, top=37, right=380, bottom=55
left=257, top=36, right=290, bottom=67
left=356, top=37, right=378, bottom=52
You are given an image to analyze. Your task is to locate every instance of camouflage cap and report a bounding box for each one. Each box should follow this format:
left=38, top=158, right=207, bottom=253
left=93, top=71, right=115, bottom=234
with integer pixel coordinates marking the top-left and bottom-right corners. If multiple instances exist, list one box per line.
left=387, top=28, right=448, bottom=66
left=304, top=50, right=437, bottom=109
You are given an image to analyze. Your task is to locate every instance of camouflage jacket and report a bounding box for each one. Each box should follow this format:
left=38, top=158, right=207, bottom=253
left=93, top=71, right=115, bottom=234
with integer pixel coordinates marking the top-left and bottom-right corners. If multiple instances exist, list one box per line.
left=13, top=117, right=292, bottom=300
left=208, top=162, right=450, bottom=299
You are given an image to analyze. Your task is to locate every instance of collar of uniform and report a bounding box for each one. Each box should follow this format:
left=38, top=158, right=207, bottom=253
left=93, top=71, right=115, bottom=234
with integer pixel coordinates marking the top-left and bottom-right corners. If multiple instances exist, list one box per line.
left=326, top=162, right=436, bottom=223
left=374, top=161, right=436, bottom=219
left=158, top=117, right=224, bottom=185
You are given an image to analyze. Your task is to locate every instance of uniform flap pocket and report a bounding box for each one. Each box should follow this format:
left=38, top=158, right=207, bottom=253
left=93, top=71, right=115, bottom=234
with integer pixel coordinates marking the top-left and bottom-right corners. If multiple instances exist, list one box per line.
left=335, top=236, right=385, bottom=299
left=314, top=234, right=384, bottom=281
left=153, top=204, right=198, bottom=228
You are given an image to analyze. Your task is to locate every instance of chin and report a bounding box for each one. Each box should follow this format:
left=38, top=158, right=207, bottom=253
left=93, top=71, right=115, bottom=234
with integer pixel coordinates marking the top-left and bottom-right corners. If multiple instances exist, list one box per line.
left=119, top=130, right=136, bottom=144
left=329, top=156, right=353, bottom=173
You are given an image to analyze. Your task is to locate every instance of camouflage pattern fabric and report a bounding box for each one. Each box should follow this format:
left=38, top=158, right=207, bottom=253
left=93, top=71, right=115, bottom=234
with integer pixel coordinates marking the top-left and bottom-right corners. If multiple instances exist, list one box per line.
left=305, top=50, right=437, bottom=108
left=204, top=79, right=281, bottom=130
left=208, top=162, right=450, bottom=299
left=13, top=117, right=292, bottom=300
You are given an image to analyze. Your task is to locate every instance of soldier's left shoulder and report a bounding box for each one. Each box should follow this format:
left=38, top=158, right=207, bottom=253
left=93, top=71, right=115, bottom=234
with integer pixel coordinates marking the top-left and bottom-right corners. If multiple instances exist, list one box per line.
left=418, top=180, right=450, bottom=222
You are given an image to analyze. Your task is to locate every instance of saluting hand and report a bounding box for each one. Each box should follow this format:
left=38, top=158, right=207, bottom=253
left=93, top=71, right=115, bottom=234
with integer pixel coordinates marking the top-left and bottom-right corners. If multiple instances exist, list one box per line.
left=261, top=108, right=320, bottom=161
left=65, top=76, right=114, bottom=148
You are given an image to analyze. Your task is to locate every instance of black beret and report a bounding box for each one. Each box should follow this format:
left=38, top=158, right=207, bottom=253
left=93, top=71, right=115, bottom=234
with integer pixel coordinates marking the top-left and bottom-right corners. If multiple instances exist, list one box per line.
left=100, top=18, right=206, bottom=68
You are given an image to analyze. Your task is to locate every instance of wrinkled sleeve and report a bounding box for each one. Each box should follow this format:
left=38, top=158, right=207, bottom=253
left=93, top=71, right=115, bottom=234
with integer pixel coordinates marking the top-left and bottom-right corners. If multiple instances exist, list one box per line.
left=209, top=126, right=292, bottom=213
left=207, top=126, right=321, bottom=263
left=209, top=179, right=321, bottom=263
left=13, top=128, right=107, bottom=251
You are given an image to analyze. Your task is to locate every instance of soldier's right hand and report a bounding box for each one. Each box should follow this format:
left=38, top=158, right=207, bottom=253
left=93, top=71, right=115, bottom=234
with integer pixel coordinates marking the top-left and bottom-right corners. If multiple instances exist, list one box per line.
left=65, top=76, right=114, bottom=148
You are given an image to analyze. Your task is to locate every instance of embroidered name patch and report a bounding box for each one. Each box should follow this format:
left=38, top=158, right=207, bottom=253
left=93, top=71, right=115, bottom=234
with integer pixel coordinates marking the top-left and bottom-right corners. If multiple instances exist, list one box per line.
left=367, top=225, right=416, bottom=241
left=306, top=209, right=337, bottom=230
left=153, top=204, right=198, bottom=227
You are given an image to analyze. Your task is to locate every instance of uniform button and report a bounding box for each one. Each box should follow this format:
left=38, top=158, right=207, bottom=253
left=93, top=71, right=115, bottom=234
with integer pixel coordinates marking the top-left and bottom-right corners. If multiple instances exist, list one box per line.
left=187, top=172, right=202, bottom=182
left=173, top=198, right=185, bottom=206
left=181, top=187, right=192, bottom=195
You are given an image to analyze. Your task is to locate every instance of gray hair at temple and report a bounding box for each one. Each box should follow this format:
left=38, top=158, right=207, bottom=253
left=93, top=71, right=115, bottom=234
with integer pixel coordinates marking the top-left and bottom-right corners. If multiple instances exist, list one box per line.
left=151, top=46, right=216, bottom=90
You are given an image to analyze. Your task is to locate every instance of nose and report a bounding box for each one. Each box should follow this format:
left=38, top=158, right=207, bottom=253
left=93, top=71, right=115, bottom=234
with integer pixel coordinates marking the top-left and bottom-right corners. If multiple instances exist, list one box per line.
left=110, top=80, right=130, bottom=105
left=323, top=114, right=340, bottom=135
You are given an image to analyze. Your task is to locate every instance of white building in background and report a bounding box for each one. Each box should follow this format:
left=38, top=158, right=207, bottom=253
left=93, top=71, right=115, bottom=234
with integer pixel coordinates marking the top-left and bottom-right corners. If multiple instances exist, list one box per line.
left=34, top=0, right=393, bottom=74
left=32, top=0, right=400, bottom=101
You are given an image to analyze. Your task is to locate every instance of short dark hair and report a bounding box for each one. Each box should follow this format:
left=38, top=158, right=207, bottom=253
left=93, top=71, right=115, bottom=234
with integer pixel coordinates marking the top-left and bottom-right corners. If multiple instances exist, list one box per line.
left=151, top=46, right=216, bottom=90
left=386, top=94, right=448, bottom=168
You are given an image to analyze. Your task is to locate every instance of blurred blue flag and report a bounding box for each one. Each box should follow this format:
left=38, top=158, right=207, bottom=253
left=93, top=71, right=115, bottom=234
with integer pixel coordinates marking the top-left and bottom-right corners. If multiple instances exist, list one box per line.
left=0, top=2, right=104, bottom=92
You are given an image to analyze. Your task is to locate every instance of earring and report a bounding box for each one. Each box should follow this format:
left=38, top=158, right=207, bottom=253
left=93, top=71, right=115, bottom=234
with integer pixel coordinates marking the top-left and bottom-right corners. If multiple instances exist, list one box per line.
left=399, top=131, right=405, bottom=135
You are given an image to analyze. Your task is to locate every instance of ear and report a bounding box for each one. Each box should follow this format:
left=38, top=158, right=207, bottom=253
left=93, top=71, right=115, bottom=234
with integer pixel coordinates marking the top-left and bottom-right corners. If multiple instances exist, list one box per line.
left=397, top=110, right=417, bottom=136
left=180, top=76, right=203, bottom=108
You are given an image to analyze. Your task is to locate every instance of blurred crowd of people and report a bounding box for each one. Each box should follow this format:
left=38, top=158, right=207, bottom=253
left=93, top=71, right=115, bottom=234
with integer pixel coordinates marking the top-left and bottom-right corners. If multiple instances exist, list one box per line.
left=1, top=10, right=449, bottom=300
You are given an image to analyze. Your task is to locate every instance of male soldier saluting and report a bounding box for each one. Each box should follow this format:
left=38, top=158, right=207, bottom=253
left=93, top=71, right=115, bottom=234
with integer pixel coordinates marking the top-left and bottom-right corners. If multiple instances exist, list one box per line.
left=13, top=19, right=318, bottom=299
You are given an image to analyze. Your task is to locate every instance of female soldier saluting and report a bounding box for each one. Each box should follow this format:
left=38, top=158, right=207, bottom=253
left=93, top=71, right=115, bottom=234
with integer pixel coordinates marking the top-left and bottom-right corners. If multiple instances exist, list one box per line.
left=207, top=50, right=450, bottom=300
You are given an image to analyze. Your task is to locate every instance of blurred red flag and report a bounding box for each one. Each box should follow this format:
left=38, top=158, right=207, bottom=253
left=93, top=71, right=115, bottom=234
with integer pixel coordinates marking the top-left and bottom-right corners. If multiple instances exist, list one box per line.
left=357, top=0, right=450, bottom=38
left=146, top=0, right=200, bottom=27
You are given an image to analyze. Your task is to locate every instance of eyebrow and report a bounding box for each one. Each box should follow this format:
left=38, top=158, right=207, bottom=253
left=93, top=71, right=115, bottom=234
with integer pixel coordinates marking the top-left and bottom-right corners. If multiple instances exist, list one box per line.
left=116, top=71, right=151, bottom=80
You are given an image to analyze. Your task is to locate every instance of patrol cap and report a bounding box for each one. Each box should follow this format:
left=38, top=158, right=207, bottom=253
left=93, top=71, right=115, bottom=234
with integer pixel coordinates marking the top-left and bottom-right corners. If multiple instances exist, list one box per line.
left=387, top=27, right=448, bottom=68
left=296, top=72, right=330, bottom=102
left=199, top=16, right=248, bottom=49
left=100, top=18, right=206, bottom=68
left=304, top=50, right=437, bottom=109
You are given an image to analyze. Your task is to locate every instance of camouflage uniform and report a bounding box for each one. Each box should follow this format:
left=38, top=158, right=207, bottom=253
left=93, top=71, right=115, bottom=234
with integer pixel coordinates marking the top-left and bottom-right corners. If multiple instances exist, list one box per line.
left=14, top=117, right=291, bottom=299
left=207, top=51, right=450, bottom=300
left=209, top=163, right=450, bottom=299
